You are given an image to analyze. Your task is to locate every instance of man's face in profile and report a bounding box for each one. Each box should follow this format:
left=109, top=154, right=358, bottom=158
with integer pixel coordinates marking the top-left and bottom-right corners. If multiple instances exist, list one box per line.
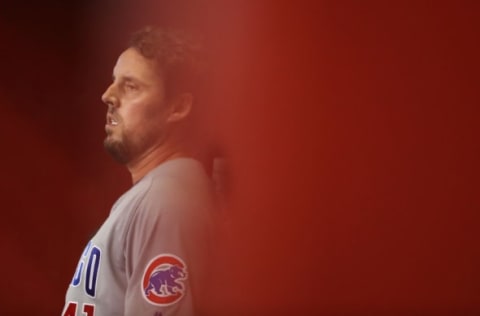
left=102, top=48, right=171, bottom=164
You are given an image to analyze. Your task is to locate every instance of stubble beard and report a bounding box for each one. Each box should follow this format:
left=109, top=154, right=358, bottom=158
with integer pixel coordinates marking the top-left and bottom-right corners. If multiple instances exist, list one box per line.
left=104, top=133, right=132, bottom=165
left=104, top=125, right=170, bottom=165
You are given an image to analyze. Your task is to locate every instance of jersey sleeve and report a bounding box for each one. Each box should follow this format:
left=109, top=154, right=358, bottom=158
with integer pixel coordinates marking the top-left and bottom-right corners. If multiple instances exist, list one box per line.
left=122, top=177, right=213, bottom=316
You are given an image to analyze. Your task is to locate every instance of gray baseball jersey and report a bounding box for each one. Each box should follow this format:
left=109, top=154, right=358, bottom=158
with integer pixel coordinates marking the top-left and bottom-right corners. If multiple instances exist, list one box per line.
left=62, top=158, right=215, bottom=316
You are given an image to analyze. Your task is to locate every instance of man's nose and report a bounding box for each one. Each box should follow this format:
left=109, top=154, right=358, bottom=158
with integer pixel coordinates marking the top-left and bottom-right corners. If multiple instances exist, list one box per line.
left=101, top=84, right=118, bottom=108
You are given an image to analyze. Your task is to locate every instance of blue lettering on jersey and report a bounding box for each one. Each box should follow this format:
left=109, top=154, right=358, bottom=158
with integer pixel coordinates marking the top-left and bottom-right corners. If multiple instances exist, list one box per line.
left=71, top=241, right=92, bottom=286
left=85, top=246, right=101, bottom=297
left=70, top=241, right=102, bottom=297
left=71, top=261, right=84, bottom=286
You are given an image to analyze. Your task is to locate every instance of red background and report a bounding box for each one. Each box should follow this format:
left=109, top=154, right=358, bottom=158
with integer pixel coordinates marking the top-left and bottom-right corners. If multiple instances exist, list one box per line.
left=0, top=1, right=478, bottom=315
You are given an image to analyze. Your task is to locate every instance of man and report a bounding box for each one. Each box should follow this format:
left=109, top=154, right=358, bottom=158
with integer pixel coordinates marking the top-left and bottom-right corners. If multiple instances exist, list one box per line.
left=62, top=26, right=215, bottom=316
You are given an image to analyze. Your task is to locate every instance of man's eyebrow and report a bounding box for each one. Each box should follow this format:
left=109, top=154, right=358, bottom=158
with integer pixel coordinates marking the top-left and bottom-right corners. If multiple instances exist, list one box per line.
left=111, top=75, right=138, bottom=83
left=122, top=75, right=136, bottom=81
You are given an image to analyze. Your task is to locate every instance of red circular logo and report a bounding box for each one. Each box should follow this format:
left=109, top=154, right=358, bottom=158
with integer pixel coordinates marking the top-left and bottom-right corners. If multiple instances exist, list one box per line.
left=142, top=254, right=188, bottom=306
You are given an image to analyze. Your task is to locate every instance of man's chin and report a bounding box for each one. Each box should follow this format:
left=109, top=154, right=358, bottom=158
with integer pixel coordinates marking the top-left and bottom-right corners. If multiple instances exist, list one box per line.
left=104, top=139, right=130, bottom=164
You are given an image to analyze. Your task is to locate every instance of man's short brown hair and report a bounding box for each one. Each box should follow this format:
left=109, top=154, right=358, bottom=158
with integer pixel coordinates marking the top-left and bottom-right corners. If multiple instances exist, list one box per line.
left=129, top=26, right=207, bottom=100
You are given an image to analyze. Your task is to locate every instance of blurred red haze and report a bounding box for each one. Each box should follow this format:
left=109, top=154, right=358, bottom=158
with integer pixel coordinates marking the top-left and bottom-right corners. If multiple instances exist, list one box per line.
left=0, top=1, right=478, bottom=315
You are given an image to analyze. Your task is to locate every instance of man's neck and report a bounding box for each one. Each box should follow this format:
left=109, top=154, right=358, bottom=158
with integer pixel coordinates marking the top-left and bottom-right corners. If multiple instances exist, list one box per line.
left=126, top=142, right=189, bottom=184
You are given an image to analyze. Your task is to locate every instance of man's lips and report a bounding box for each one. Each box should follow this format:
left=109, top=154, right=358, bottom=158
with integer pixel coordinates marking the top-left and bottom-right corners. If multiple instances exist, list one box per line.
left=106, top=114, right=119, bottom=126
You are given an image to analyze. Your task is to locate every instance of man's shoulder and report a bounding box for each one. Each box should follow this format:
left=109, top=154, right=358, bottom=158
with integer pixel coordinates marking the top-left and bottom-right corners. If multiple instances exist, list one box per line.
left=120, top=158, right=215, bottom=235
left=147, top=157, right=211, bottom=190
left=140, top=157, right=214, bottom=209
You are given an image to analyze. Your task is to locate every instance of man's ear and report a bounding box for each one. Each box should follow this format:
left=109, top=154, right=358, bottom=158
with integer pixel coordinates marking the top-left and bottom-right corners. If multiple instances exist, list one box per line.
left=167, top=93, right=193, bottom=123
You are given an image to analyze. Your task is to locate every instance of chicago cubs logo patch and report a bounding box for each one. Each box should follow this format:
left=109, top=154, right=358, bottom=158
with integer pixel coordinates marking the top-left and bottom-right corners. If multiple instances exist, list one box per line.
left=142, top=254, right=188, bottom=306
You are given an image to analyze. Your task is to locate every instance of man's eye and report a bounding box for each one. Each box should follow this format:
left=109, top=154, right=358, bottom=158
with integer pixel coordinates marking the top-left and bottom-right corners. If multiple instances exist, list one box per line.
left=125, top=83, right=138, bottom=91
